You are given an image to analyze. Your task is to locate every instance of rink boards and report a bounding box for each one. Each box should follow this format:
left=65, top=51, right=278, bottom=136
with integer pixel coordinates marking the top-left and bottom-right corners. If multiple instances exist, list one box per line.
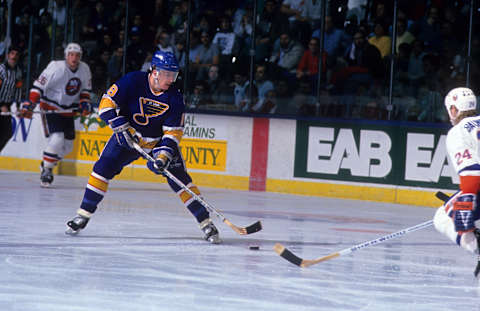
left=0, top=111, right=454, bottom=207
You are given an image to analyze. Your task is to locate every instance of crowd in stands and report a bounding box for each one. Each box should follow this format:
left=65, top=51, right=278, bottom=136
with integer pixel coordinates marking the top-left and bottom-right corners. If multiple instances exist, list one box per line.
left=3, top=0, right=480, bottom=122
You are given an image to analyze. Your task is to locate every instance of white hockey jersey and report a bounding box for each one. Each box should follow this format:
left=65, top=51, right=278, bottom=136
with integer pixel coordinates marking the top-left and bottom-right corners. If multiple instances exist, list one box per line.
left=446, top=115, right=480, bottom=176
left=32, top=60, right=92, bottom=110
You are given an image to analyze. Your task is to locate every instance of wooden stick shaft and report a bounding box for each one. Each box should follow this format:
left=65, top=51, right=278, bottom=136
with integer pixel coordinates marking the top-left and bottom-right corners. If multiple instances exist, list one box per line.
left=133, top=142, right=229, bottom=221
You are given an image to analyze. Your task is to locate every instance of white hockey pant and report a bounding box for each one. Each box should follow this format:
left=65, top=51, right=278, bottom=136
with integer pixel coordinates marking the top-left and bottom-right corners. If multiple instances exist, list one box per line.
left=43, top=132, right=74, bottom=169
left=433, top=201, right=479, bottom=254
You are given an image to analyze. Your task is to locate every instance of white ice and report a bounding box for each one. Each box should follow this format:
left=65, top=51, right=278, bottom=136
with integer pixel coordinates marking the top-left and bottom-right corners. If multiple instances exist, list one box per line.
left=0, top=170, right=479, bottom=311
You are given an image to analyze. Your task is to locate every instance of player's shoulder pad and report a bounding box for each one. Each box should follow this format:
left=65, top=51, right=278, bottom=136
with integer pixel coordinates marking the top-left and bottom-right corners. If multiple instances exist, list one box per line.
left=40, top=60, right=63, bottom=77
left=47, top=60, right=63, bottom=70
left=78, top=61, right=92, bottom=72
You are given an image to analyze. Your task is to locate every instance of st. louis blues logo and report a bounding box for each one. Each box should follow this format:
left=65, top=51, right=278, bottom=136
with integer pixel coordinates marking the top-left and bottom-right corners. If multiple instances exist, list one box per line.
left=133, top=97, right=169, bottom=125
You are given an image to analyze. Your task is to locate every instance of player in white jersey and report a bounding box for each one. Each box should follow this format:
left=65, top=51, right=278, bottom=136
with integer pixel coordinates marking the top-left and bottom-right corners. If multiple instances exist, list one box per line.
left=19, top=43, right=93, bottom=187
left=433, top=87, right=480, bottom=277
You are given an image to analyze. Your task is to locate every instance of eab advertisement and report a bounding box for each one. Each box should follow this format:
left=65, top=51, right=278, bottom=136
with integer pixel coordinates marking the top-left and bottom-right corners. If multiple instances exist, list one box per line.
left=294, top=120, right=456, bottom=190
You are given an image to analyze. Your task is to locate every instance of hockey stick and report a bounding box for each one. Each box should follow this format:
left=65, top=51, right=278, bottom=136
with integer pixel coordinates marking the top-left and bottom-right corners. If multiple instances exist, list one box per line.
left=132, top=142, right=262, bottom=235
left=274, top=191, right=450, bottom=267
left=0, top=109, right=84, bottom=116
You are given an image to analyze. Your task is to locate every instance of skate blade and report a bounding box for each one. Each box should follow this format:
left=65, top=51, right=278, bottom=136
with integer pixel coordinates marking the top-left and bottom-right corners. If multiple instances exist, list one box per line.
left=40, top=182, right=51, bottom=188
left=65, top=227, right=79, bottom=235
left=207, top=235, right=222, bottom=244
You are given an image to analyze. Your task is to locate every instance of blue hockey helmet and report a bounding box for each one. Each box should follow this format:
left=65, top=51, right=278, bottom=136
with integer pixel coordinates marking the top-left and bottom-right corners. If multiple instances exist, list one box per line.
left=151, top=50, right=179, bottom=72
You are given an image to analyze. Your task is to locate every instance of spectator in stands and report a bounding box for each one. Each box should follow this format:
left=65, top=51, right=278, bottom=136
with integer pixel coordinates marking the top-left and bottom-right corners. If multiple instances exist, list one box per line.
left=234, top=8, right=254, bottom=61
left=296, top=37, right=321, bottom=92
left=269, top=31, right=304, bottom=79
left=107, top=46, right=124, bottom=82
left=232, top=70, right=257, bottom=112
left=126, top=27, right=148, bottom=72
left=191, top=31, right=219, bottom=81
left=213, top=16, right=238, bottom=60
left=368, top=20, right=391, bottom=58
left=440, top=21, right=462, bottom=54
left=273, top=78, right=295, bottom=114
left=293, top=77, right=316, bottom=116
left=212, top=15, right=239, bottom=80
left=343, top=31, right=382, bottom=70
left=111, top=0, right=132, bottom=30
left=395, top=18, right=415, bottom=53
left=416, top=54, right=446, bottom=123
left=251, top=64, right=274, bottom=112
left=155, top=31, right=175, bottom=54
left=193, top=15, right=211, bottom=35
left=444, top=5, right=467, bottom=36
left=392, top=42, right=412, bottom=97
left=369, top=1, right=391, bottom=28
left=115, top=30, right=126, bottom=50
left=143, top=0, right=170, bottom=36
left=169, top=3, right=185, bottom=34
left=130, top=13, right=150, bottom=42
left=280, top=0, right=311, bottom=45
left=438, top=44, right=465, bottom=90
left=32, top=11, right=52, bottom=76
left=256, top=0, right=288, bottom=63
left=413, top=6, right=443, bottom=53
left=91, top=51, right=110, bottom=100
left=312, top=16, right=350, bottom=64
left=205, top=65, right=230, bottom=107
left=303, top=0, right=323, bottom=29
left=49, top=0, right=67, bottom=42
left=253, top=89, right=278, bottom=114
left=173, top=35, right=187, bottom=72
left=188, top=80, right=211, bottom=110
left=96, top=32, right=115, bottom=55
left=82, top=2, right=110, bottom=44
left=407, top=40, right=427, bottom=97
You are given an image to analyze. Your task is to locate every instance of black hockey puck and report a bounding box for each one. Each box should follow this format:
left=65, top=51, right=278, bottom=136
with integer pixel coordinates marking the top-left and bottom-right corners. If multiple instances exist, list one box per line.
left=249, top=246, right=260, bottom=250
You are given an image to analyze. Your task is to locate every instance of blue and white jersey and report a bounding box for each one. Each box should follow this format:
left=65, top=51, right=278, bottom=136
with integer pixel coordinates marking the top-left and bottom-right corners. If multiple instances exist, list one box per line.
left=99, top=71, right=184, bottom=151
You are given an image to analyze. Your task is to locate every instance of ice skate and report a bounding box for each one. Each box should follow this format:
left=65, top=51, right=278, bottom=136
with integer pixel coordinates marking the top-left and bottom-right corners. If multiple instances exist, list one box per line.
left=40, top=161, right=54, bottom=187
left=65, top=214, right=90, bottom=235
left=200, top=218, right=221, bottom=244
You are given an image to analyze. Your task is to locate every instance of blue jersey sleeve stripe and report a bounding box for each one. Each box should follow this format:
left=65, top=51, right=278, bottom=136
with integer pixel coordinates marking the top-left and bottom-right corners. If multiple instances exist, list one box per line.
left=459, top=164, right=480, bottom=176
left=161, top=136, right=179, bottom=148
left=99, top=109, right=118, bottom=124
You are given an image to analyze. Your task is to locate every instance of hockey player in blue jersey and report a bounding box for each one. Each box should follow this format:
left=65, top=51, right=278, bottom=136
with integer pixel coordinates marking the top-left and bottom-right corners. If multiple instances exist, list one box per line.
left=65, top=50, right=221, bottom=243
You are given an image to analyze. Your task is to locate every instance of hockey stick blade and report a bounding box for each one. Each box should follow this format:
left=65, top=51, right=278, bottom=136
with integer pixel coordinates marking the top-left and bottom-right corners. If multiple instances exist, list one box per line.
left=435, top=191, right=450, bottom=203
left=274, top=192, right=449, bottom=267
left=274, top=220, right=433, bottom=267
left=274, top=243, right=341, bottom=267
left=246, top=220, right=262, bottom=234
left=132, top=142, right=262, bottom=236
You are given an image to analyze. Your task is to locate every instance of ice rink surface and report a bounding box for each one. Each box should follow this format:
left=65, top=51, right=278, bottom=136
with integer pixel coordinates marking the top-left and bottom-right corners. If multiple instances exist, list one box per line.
left=1, top=170, right=479, bottom=311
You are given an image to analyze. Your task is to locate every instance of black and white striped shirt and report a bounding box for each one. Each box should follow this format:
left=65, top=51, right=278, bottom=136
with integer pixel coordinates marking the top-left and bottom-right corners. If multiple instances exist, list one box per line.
left=0, top=62, right=22, bottom=106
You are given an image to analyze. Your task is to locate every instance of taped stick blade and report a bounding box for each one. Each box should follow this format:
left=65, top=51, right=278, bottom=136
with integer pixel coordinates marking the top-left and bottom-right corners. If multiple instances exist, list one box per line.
left=246, top=221, right=262, bottom=234
left=274, top=243, right=303, bottom=266
left=435, top=191, right=450, bottom=203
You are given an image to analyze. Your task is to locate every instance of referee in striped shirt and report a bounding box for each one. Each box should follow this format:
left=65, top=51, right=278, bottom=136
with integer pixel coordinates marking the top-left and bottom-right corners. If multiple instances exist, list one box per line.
left=0, top=45, right=23, bottom=152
